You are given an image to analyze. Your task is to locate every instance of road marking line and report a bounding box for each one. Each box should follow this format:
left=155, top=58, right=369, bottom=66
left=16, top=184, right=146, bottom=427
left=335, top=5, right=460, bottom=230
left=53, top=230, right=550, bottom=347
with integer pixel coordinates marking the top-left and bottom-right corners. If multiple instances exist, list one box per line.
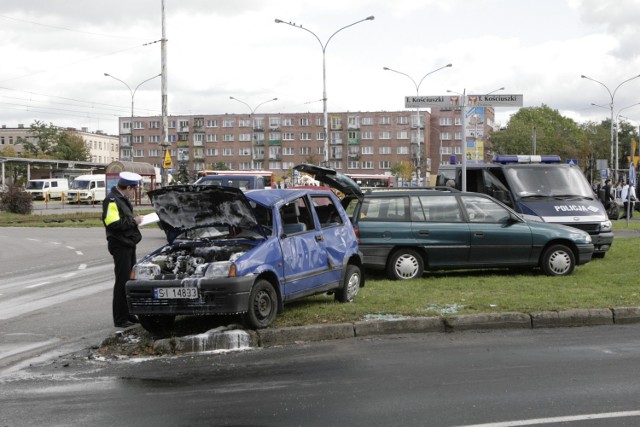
left=66, top=246, right=75, bottom=250
left=75, top=251, right=83, bottom=255
left=78, top=264, right=87, bottom=270
left=26, top=281, right=50, bottom=289
left=457, top=410, right=640, bottom=427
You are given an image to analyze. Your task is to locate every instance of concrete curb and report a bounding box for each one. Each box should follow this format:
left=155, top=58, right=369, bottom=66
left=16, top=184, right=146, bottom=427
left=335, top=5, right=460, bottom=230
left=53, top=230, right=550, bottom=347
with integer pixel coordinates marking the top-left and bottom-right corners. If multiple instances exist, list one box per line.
left=106, top=306, right=640, bottom=355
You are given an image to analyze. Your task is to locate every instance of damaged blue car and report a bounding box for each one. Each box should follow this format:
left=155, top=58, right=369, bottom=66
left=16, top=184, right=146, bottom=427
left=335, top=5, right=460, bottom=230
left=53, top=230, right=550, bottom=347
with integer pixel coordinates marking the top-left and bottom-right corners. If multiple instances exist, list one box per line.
left=125, top=184, right=364, bottom=334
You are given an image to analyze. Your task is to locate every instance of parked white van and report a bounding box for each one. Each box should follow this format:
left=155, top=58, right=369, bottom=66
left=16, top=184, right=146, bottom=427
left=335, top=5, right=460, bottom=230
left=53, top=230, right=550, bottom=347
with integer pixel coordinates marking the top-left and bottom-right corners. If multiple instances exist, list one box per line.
left=66, top=174, right=106, bottom=203
left=25, top=178, right=69, bottom=200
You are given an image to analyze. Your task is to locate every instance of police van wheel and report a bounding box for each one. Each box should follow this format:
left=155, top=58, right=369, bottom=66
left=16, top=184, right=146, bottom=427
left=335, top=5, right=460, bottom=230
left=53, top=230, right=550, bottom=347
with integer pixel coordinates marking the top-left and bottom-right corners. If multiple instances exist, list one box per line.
left=541, top=244, right=575, bottom=276
left=387, top=249, right=424, bottom=280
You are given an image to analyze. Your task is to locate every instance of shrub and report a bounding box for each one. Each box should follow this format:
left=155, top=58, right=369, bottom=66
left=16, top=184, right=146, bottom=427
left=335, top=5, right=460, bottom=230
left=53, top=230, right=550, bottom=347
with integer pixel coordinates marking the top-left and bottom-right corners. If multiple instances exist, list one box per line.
left=0, top=184, right=33, bottom=214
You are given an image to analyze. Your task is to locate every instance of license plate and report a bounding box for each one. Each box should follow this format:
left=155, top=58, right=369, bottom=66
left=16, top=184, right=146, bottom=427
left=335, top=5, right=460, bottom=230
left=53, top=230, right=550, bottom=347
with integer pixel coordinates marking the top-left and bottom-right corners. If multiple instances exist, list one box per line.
left=154, top=287, right=199, bottom=299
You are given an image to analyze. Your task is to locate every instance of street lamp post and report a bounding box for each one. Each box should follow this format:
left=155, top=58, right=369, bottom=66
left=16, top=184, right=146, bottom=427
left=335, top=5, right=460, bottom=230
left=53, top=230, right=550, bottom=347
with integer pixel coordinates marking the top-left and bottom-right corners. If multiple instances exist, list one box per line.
left=382, top=64, right=452, bottom=185
left=447, top=87, right=504, bottom=192
left=104, top=73, right=161, bottom=161
left=229, top=96, right=278, bottom=170
left=581, top=73, right=640, bottom=181
left=275, top=16, right=374, bottom=167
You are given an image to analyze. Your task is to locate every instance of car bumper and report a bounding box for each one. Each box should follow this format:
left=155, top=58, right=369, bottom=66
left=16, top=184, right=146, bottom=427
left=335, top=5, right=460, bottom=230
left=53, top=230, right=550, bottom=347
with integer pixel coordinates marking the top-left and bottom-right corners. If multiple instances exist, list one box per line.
left=576, top=243, right=595, bottom=265
left=591, top=231, right=614, bottom=254
left=126, top=275, right=256, bottom=316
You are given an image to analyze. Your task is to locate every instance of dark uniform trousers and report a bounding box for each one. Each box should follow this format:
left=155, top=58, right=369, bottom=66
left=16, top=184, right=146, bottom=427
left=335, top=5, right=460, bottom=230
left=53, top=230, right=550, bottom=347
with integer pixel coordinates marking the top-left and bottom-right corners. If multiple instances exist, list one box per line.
left=108, top=238, right=136, bottom=325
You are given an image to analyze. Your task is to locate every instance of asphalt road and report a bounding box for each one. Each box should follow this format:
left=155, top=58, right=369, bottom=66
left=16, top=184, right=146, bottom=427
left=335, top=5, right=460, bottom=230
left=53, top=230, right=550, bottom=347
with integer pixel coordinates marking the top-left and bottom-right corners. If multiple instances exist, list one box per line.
left=2, top=325, right=640, bottom=426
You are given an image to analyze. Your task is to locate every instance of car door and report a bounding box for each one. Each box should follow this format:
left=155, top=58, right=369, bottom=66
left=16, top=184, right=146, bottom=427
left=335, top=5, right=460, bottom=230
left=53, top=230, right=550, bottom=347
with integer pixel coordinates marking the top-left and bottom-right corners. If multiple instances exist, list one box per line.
left=279, top=196, right=332, bottom=299
left=460, top=194, right=534, bottom=266
left=412, top=195, right=470, bottom=267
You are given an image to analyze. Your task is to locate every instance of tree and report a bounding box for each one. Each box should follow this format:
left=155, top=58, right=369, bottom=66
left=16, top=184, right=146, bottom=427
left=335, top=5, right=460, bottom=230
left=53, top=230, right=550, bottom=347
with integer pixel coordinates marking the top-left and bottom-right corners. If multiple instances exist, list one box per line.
left=21, top=121, right=62, bottom=158
left=391, top=161, right=414, bottom=186
left=490, top=105, right=586, bottom=163
left=52, top=134, right=91, bottom=161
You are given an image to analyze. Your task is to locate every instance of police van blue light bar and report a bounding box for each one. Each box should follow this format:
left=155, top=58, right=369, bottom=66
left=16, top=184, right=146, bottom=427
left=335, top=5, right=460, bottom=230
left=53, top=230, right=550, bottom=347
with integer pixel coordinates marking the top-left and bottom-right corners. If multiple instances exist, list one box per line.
left=492, top=155, right=562, bottom=164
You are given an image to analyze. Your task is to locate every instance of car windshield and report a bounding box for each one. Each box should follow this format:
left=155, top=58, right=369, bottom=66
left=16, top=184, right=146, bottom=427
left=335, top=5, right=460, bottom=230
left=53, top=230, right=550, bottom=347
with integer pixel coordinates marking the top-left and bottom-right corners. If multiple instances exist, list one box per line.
left=70, top=180, right=91, bottom=189
left=27, top=182, right=44, bottom=190
left=504, top=166, right=594, bottom=198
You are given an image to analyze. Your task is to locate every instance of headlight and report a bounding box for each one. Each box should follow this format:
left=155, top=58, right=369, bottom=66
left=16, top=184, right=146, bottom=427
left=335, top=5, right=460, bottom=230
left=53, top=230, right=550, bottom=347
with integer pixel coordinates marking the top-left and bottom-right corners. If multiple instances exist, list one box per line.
left=600, top=220, right=612, bottom=233
left=204, top=261, right=233, bottom=278
left=133, top=263, right=161, bottom=280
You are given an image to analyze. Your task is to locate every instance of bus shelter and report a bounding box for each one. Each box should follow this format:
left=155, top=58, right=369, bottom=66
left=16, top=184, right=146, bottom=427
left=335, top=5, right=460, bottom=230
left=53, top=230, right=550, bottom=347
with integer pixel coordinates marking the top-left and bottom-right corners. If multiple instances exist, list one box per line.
left=105, top=161, right=157, bottom=205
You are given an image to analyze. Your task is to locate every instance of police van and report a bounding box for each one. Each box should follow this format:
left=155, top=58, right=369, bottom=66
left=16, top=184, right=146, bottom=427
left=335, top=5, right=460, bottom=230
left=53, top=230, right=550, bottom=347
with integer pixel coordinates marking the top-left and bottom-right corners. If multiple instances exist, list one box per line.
left=436, top=155, right=613, bottom=257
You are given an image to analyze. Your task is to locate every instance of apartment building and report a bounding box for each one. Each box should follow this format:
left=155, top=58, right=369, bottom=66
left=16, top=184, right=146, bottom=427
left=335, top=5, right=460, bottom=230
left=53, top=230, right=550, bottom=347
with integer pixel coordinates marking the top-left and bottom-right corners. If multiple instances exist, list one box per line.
left=117, top=107, right=495, bottom=180
left=0, top=124, right=119, bottom=163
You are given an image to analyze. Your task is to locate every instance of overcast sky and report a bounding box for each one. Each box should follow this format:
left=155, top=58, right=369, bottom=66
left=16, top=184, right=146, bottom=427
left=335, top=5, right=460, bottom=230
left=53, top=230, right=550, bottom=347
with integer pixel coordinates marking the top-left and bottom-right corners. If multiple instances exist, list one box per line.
left=1, top=0, right=640, bottom=136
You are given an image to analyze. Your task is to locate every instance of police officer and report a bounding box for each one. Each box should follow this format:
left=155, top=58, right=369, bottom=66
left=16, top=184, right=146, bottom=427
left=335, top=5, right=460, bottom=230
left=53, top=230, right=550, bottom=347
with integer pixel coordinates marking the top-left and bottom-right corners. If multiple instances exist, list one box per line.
left=102, top=172, right=143, bottom=328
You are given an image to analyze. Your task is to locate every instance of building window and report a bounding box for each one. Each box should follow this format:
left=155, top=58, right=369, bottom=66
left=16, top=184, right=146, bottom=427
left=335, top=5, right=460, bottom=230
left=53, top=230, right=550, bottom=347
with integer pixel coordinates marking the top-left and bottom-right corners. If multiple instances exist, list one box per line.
left=206, top=134, right=217, bottom=142
left=239, top=147, right=251, bottom=156
left=269, top=117, right=281, bottom=128
left=133, top=135, right=144, bottom=143
left=300, top=117, right=311, bottom=126
left=397, top=146, right=409, bottom=155
left=300, top=147, right=310, bottom=155
left=379, top=146, right=391, bottom=155
left=149, top=135, right=160, bottom=143
left=362, top=117, right=373, bottom=125
left=206, top=148, right=218, bottom=156
left=317, top=131, right=325, bottom=141
left=133, top=149, right=144, bottom=157
left=379, top=131, right=391, bottom=139
left=379, top=161, right=391, bottom=169
left=379, top=116, right=391, bottom=125
left=362, top=161, right=373, bottom=169
left=223, top=148, right=234, bottom=156
left=283, top=132, right=294, bottom=141
left=362, top=146, right=373, bottom=155
left=300, top=132, right=311, bottom=140
left=223, top=134, right=234, bottom=142
left=223, top=119, right=234, bottom=128
left=439, top=117, right=453, bottom=126
left=206, top=119, right=218, bottom=127
left=441, top=132, right=452, bottom=140
left=283, top=147, right=295, bottom=155
left=454, top=131, right=462, bottom=140
left=149, top=121, right=160, bottom=129
left=239, top=133, right=251, bottom=142
left=362, top=131, right=373, bottom=140
left=149, top=149, right=160, bottom=157
left=133, top=121, right=144, bottom=130
left=168, top=135, right=177, bottom=142
left=397, top=131, right=409, bottom=139
left=316, top=117, right=325, bottom=127
left=282, top=118, right=294, bottom=126
left=397, top=116, right=409, bottom=125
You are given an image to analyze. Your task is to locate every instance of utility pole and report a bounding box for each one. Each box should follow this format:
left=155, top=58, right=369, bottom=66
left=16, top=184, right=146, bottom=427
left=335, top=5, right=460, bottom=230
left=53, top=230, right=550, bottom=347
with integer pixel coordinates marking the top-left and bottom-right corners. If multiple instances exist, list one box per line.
left=160, top=0, right=170, bottom=187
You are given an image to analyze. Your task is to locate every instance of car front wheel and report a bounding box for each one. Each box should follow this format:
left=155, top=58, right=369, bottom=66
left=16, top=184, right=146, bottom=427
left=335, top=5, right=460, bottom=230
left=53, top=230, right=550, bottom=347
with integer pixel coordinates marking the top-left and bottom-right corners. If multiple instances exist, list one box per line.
left=387, top=249, right=424, bottom=280
left=541, top=244, right=575, bottom=276
left=243, top=279, right=278, bottom=329
left=335, top=264, right=361, bottom=302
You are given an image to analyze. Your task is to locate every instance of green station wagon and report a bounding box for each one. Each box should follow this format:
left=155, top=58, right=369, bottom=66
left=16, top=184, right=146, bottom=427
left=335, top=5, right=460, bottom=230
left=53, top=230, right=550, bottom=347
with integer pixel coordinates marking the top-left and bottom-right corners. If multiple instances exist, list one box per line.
left=293, top=165, right=595, bottom=281
left=351, top=187, right=594, bottom=279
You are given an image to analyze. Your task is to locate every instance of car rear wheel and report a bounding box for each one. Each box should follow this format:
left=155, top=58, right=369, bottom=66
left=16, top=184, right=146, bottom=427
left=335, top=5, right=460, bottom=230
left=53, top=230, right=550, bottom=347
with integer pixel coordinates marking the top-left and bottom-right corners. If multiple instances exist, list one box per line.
left=139, top=315, right=175, bottom=336
left=243, top=280, right=278, bottom=329
left=335, top=264, right=361, bottom=302
left=541, top=244, right=575, bottom=276
left=387, top=249, right=424, bottom=280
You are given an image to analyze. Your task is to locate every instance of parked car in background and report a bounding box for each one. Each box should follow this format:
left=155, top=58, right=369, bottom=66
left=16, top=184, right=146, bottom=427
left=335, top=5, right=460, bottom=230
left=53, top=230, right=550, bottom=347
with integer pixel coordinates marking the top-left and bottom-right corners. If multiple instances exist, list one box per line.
left=25, top=178, right=69, bottom=200
left=126, top=184, right=364, bottom=334
left=294, top=164, right=594, bottom=280
left=194, top=174, right=265, bottom=190
left=65, top=174, right=106, bottom=203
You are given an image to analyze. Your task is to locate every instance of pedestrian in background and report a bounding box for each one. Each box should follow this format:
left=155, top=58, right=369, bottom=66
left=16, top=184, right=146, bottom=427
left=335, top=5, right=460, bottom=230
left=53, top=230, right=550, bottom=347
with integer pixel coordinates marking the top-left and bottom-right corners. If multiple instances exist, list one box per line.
left=620, top=182, right=637, bottom=220
left=102, top=172, right=143, bottom=328
left=602, top=179, right=614, bottom=209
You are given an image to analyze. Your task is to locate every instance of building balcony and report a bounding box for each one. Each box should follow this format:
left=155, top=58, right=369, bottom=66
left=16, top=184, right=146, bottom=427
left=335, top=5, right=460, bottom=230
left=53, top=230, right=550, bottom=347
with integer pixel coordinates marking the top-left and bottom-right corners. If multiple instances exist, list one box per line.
left=253, top=140, right=265, bottom=146
left=347, top=138, right=360, bottom=145
left=193, top=125, right=204, bottom=132
left=330, top=140, right=343, bottom=145
left=268, top=140, right=281, bottom=146
left=193, top=153, right=204, bottom=160
left=178, top=126, right=189, bottom=133
left=348, top=152, right=361, bottom=160
left=252, top=154, right=264, bottom=160
left=177, top=141, right=190, bottom=148
left=270, top=154, right=282, bottom=161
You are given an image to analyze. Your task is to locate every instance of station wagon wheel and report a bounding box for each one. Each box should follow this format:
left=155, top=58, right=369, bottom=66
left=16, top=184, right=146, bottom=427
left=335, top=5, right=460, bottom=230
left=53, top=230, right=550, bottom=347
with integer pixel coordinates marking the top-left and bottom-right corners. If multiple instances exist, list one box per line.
left=335, top=264, right=361, bottom=302
left=138, top=315, right=175, bottom=336
left=541, top=244, right=575, bottom=276
left=387, top=249, right=424, bottom=280
left=243, top=279, right=278, bottom=329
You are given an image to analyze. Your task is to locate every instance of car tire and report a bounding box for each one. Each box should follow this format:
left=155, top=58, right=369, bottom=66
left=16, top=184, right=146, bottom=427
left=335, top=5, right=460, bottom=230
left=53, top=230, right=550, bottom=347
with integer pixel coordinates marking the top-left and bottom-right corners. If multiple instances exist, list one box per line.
left=243, top=279, right=278, bottom=329
left=541, top=244, right=575, bottom=276
left=387, top=249, right=424, bottom=280
left=139, top=315, right=175, bottom=336
left=335, top=264, right=361, bottom=302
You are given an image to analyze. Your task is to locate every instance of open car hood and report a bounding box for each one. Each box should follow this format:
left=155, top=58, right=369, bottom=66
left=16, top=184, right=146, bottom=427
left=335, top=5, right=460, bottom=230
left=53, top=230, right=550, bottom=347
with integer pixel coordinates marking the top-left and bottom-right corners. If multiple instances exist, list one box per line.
left=149, top=185, right=258, bottom=243
left=293, top=164, right=364, bottom=201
